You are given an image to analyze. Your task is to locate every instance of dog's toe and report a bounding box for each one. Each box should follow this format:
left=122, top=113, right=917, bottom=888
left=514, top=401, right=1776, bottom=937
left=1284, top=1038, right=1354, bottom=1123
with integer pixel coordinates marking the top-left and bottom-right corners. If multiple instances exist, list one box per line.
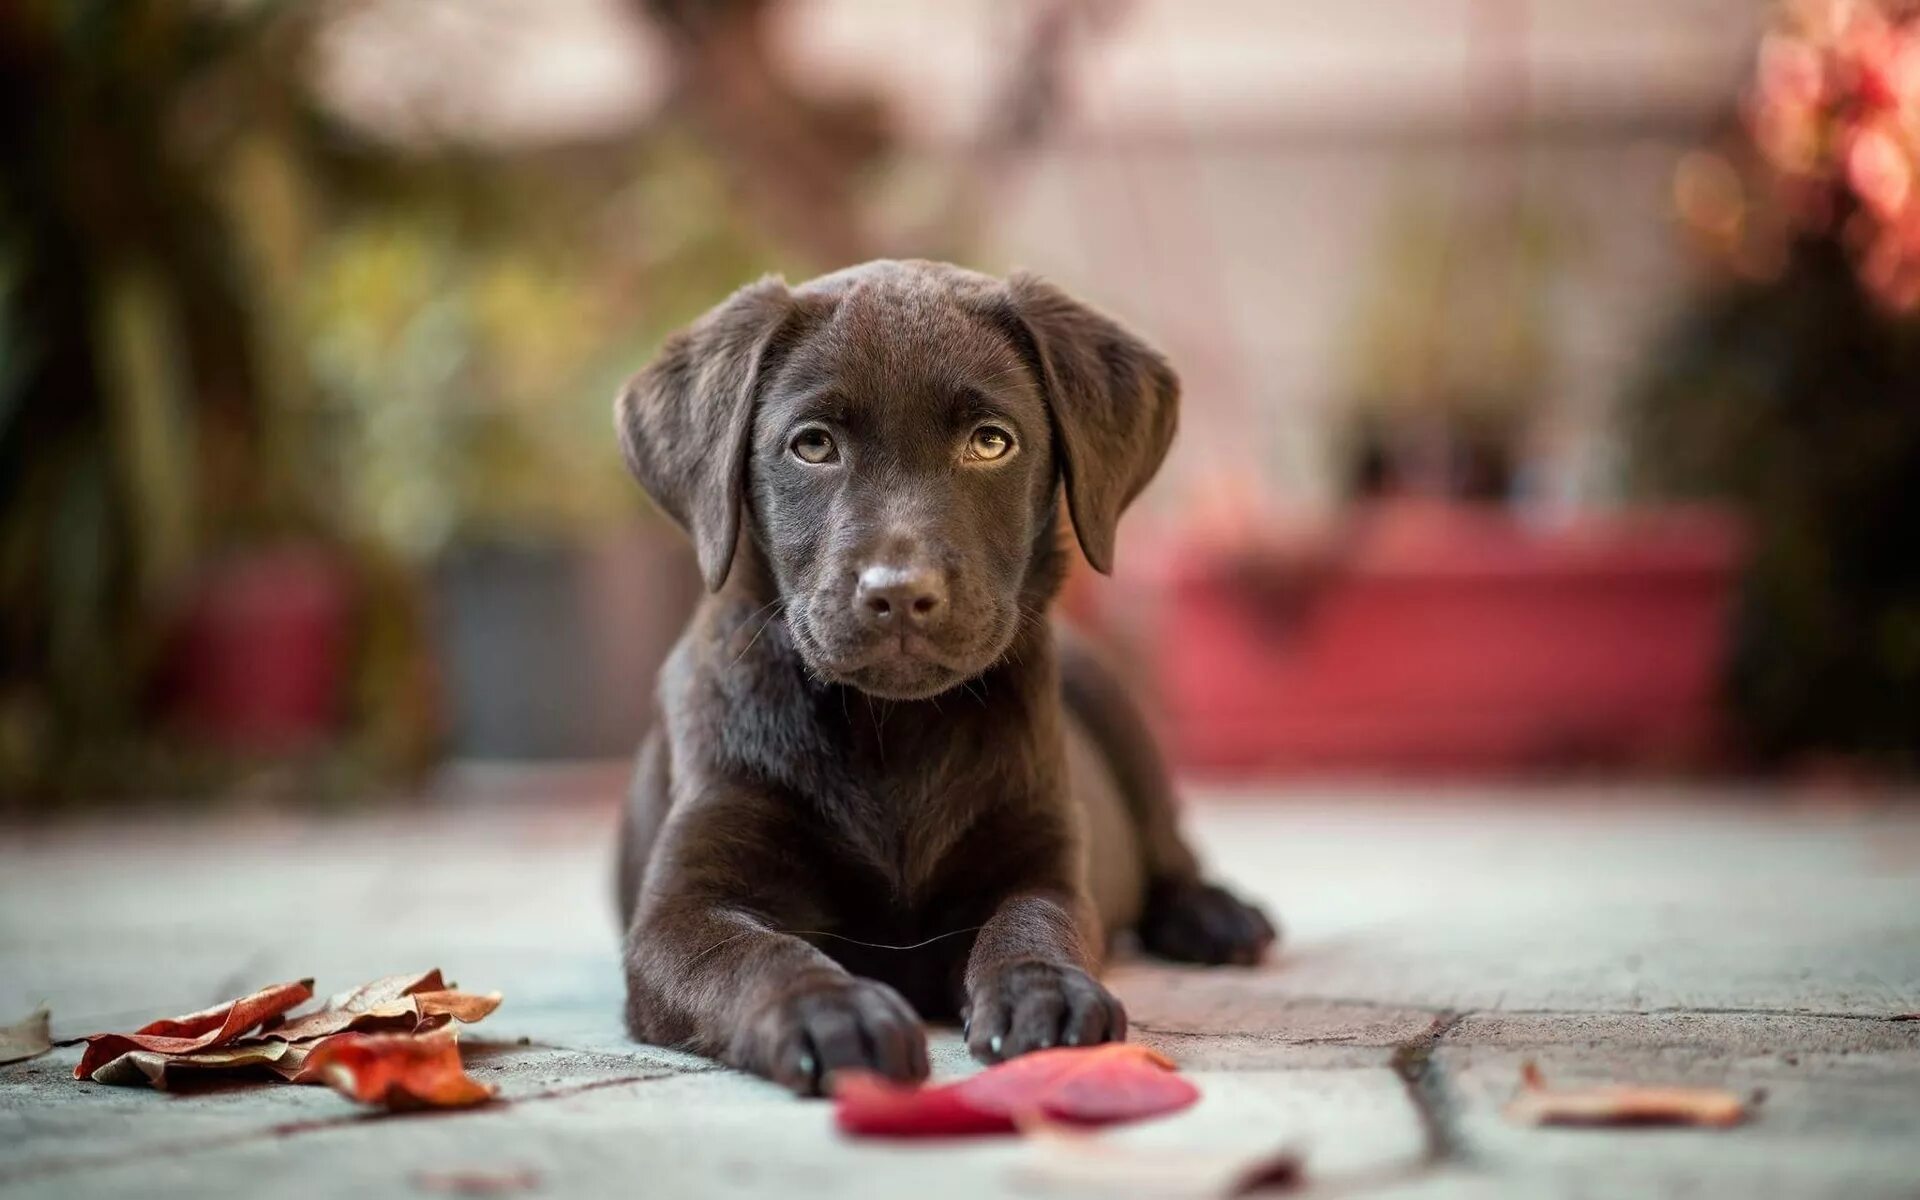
left=1138, top=878, right=1278, bottom=966
left=755, top=977, right=930, bottom=1096
left=965, top=959, right=1125, bottom=1063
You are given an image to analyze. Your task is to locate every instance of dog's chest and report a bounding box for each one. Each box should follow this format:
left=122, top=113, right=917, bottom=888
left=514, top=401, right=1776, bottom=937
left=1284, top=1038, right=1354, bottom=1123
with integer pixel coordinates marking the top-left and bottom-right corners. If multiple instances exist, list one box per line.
left=802, top=687, right=1021, bottom=894
left=817, top=751, right=981, bottom=905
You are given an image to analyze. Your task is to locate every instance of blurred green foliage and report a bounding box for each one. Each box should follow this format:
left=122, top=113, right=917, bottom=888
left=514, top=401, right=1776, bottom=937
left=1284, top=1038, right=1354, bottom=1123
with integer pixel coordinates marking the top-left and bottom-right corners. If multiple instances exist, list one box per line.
left=0, top=0, right=788, bottom=799
left=1629, top=238, right=1920, bottom=772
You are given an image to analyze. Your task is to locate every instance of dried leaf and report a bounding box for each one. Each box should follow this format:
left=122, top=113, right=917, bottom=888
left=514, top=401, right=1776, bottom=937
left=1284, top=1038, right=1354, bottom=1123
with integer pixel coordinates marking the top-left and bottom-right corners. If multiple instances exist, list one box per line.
left=411, top=1168, right=542, bottom=1195
left=1504, top=1060, right=1747, bottom=1128
left=265, top=970, right=500, bottom=1042
left=836, top=1044, right=1200, bottom=1137
left=88, top=1039, right=319, bottom=1089
left=300, top=1030, right=496, bottom=1110
left=0, top=1008, right=53, bottom=1066
left=74, top=980, right=314, bottom=1082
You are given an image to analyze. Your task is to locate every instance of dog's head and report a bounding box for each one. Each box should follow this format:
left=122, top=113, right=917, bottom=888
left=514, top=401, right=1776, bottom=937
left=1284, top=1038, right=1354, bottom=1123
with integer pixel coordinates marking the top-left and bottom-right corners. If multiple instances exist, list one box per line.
left=616, top=260, right=1177, bottom=700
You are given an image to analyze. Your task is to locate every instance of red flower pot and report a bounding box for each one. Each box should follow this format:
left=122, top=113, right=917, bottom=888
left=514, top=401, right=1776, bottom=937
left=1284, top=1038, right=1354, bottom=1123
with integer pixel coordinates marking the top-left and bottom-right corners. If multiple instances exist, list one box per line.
left=1145, top=503, right=1743, bottom=776
left=165, top=544, right=352, bottom=753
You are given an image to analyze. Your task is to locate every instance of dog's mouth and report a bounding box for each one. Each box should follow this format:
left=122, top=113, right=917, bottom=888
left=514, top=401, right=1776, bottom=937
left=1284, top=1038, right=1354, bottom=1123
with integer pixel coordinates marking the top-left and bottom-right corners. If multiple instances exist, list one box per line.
left=789, top=611, right=1005, bottom=701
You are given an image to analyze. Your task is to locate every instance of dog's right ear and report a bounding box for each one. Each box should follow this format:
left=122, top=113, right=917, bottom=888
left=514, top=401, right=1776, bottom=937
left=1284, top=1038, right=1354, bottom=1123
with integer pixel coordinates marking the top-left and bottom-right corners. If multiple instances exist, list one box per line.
left=615, top=276, right=795, bottom=592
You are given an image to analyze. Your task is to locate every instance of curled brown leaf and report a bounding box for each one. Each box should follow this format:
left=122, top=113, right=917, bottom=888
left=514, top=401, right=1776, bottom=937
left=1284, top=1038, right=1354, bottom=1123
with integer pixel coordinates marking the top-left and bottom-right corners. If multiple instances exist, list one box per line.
left=265, top=970, right=500, bottom=1042
left=74, top=980, right=315, bottom=1082
left=1505, top=1060, right=1747, bottom=1128
left=0, top=1009, right=53, bottom=1066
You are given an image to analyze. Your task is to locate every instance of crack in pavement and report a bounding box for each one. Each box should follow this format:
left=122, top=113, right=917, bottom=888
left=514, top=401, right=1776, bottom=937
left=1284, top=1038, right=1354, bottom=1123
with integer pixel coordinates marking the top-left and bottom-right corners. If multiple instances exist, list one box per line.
left=0, top=1066, right=720, bottom=1187
left=1390, top=1011, right=1468, bottom=1169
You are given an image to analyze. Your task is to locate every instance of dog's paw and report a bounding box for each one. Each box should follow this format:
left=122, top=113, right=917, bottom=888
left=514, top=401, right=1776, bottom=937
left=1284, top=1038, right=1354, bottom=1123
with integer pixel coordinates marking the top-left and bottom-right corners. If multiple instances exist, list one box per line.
left=1138, top=878, right=1278, bottom=966
left=964, top=959, right=1126, bottom=1063
left=745, top=975, right=930, bottom=1097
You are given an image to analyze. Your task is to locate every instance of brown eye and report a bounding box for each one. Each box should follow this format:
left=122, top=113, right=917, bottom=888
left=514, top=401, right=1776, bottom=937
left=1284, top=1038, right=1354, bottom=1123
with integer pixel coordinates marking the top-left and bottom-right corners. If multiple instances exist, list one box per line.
left=790, top=428, right=838, bottom=464
left=966, top=425, right=1014, bottom=463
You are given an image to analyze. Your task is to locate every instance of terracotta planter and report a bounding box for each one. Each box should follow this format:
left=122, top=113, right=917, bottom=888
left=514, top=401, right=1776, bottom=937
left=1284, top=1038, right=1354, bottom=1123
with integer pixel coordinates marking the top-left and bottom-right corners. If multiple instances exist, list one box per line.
left=164, top=544, right=352, bottom=753
left=1145, top=503, right=1743, bottom=775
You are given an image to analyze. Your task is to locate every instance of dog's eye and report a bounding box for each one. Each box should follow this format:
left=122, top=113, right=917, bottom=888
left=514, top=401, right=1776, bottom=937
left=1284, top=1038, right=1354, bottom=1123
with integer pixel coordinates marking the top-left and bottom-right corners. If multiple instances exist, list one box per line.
left=966, top=425, right=1014, bottom=463
left=790, top=428, right=839, bottom=465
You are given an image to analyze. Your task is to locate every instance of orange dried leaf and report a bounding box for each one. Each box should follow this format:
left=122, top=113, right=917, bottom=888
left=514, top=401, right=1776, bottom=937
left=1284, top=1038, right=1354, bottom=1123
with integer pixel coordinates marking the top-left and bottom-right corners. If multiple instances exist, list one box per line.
left=74, top=979, right=314, bottom=1081
left=1505, top=1060, right=1747, bottom=1128
left=299, top=1030, right=496, bottom=1110
left=413, top=990, right=504, bottom=1026
left=265, top=970, right=500, bottom=1042
left=411, top=1168, right=542, bottom=1196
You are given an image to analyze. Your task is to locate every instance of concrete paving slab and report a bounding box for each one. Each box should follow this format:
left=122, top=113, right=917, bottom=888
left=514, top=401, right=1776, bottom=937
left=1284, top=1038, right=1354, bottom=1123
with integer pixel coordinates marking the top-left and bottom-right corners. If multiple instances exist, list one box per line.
left=1193, top=790, right=1920, bottom=1016
left=4, top=786, right=1919, bottom=1198
left=4, top=1050, right=1421, bottom=1199
left=1429, top=1012, right=1920, bottom=1200
left=1113, top=963, right=1446, bottom=1068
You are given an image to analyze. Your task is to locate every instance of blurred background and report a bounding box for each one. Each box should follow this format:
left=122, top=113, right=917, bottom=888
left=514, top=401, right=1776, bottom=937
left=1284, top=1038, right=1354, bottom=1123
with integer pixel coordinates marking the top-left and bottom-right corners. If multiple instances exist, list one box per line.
left=3, top=0, right=1917, bottom=810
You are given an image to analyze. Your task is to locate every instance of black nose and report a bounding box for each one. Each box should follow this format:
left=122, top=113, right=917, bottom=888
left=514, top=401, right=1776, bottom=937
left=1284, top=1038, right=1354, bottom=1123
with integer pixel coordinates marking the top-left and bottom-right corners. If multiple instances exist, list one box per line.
left=856, top=564, right=947, bottom=628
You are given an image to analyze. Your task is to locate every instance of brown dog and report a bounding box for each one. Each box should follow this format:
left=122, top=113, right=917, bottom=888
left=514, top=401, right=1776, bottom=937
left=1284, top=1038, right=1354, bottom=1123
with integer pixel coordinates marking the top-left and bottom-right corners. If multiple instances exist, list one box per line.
left=615, top=260, right=1274, bottom=1095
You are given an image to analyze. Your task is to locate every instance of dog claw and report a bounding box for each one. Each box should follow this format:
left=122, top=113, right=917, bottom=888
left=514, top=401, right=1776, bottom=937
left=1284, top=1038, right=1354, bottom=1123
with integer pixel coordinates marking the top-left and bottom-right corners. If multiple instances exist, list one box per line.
left=752, top=976, right=929, bottom=1097
left=966, top=960, right=1124, bottom=1064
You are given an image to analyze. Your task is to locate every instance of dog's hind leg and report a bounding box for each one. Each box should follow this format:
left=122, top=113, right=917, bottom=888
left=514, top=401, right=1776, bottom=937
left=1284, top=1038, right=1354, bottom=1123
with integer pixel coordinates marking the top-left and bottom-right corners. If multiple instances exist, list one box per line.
left=1056, top=622, right=1279, bottom=966
left=616, top=729, right=671, bottom=929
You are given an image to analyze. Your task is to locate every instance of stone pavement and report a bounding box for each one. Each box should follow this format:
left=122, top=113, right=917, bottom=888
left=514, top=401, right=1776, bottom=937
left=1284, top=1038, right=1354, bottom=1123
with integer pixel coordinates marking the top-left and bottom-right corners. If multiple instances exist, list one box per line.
left=3, top=779, right=1918, bottom=1198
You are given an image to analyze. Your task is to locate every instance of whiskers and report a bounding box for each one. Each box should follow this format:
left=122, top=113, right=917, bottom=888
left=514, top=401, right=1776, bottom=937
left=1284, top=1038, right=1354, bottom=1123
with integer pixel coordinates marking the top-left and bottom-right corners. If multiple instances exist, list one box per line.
left=729, top=595, right=790, bottom=668
left=677, top=921, right=987, bottom=973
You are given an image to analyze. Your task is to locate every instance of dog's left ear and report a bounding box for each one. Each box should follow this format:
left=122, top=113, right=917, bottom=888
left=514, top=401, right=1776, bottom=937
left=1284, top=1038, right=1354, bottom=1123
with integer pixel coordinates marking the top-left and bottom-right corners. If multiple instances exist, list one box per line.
left=1004, top=272, right=1179, bottom=574
left=615, top=276, right=796, bottom=592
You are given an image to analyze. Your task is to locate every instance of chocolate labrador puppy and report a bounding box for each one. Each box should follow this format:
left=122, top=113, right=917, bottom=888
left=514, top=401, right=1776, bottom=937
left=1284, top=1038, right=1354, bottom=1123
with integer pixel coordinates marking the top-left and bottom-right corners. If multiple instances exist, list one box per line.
left=614, top=259, right=1274, bottom=1095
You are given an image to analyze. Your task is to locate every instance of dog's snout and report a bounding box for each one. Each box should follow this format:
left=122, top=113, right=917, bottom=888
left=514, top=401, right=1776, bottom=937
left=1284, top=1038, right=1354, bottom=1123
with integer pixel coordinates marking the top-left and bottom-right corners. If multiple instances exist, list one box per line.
left=856, top=564, right=947, bottom=627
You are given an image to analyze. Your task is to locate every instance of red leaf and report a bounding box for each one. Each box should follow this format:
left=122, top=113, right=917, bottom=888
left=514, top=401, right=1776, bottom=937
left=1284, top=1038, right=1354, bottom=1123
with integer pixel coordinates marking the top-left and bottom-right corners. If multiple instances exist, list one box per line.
left=298, top=1030, right=496, bottom=1110
left=74, top=980, right=314, bottom=1081
left=836, top=1044, right=1199, bottom=1138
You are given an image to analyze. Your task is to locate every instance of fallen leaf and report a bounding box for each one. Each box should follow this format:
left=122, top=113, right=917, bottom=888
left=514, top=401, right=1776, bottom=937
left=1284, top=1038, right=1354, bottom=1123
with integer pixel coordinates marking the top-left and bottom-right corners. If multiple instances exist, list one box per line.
left=75, top=980, right=314, bottom=1081
left=88, top=1039, right=319, bottom=1089
left=300, top=1030, right=496, bottom=1110
left=265, top=970, right=501, bottom=1042
left=836, top=1044, right=1200, bottom=1137
left=1504, top=1060, right=1746, bottom=1128
left=411, top=1168, right=541, bottom=1195
left=0, top=1008, right=53, bottom=1066
left=1019, top=1119, right=1304, bottom=1196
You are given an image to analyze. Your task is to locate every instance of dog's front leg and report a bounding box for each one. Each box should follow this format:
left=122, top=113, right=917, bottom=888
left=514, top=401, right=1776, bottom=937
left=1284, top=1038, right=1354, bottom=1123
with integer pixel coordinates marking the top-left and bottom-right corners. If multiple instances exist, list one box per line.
left=626, top=902, right=927, bottom=1095
left=623, top=796, right=929, bottom=1097
left=962, top=887, right=1127, bottom=1062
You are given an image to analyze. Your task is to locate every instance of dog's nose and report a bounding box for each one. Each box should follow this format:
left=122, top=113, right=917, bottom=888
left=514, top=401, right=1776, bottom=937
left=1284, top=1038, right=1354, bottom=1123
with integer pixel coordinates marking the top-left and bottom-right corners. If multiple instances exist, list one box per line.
left=856, top=564, right=947, bottom=628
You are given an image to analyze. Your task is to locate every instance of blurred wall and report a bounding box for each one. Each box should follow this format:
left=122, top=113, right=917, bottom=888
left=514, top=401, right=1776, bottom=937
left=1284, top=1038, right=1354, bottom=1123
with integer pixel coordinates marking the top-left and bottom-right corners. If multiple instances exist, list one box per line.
left=781, top=0, right=1765, bottom=517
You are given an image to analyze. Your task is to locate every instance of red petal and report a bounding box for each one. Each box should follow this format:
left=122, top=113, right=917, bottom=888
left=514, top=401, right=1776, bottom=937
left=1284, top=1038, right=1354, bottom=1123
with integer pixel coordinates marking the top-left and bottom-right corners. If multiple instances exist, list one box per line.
left=957, top=1044, right=1199, bottom=1126
left=835, top=1044, right=1199, bottom=1138
left=834, top=1072, right=1017, bottom=1136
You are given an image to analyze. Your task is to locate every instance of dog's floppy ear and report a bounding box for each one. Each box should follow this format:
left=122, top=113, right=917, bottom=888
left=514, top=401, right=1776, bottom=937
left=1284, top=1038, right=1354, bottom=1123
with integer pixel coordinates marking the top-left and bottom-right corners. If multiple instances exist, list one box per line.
left=1005, top=272, right=1179, bottom=574
left=615, top=276, right=795, bottom=591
